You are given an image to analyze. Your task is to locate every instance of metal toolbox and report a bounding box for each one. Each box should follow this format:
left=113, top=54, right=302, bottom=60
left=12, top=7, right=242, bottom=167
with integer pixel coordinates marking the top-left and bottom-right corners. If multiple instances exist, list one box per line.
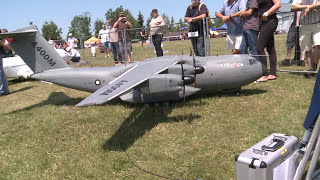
left=235, top=133, right=299, bottom=180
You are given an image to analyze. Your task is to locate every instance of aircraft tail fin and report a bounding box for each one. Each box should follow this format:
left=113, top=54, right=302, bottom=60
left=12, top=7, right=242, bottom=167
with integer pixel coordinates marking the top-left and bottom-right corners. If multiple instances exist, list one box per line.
left=0, top=25, right=69, bottom=73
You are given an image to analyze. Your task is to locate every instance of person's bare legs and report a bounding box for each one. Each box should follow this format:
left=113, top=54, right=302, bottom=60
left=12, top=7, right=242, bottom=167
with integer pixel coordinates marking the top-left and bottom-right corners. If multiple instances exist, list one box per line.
left=286, top=47, right=293, bottom=60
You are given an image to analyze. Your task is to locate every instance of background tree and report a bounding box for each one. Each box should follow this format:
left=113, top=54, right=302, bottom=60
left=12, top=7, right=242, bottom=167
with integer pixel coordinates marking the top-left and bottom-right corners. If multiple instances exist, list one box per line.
left=69, top=12, right=92, bottom=48
left=105, top=6, right=138, bottom=27
left=105, top=6, right=139, bottom=39
left=137, top=11, right=144, bottom=27
left=146, top=11, right=153, bottom=29
left=177, top=18, right=188, bottom=30
left=161, top=13, right=170, bottom=33
left=42, top=21, right=62, bottom=40
left=94, top=19, right=104, bottom=37
left=214, top=18, right=224, bottom=28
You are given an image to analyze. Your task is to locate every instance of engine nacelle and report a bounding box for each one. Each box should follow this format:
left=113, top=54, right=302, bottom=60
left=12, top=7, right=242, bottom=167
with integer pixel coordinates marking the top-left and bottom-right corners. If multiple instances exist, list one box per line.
left=168, top=64, right=194, bottom=75
left=140, top=74, right=183, bottom=94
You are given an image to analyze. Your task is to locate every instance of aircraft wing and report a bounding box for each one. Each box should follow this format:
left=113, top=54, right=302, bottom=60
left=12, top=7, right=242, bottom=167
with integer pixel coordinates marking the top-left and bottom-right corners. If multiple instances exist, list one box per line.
left=76, top=56, right=180, bottom=107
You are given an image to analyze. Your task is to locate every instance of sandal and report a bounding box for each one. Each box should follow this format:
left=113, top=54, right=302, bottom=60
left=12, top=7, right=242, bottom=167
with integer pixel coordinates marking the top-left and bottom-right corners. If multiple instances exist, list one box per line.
left=267, top=75, right=277, bottom=80
left=257, top=76, right=268, bottom=82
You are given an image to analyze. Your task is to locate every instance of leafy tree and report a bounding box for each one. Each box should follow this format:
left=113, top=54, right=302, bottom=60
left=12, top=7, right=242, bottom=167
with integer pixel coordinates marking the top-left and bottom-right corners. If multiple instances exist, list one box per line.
left=41, top=21, right=62, bottom=40
left=68, top=12, right=92, bottom=48
left=177, top=18, right=188, bottom=31
left=105, top=6, right=138, bottom=27
left=146, top=11, right=153, bottom=28
left=161, top=13, right=171, bottom=33
left=94, top=19, right=104, bottom=37
left=137, top=11, right=144, bottom=27
left=105, top=6, right=139, bottom=39
left=214, top=18, right=224, bottom=28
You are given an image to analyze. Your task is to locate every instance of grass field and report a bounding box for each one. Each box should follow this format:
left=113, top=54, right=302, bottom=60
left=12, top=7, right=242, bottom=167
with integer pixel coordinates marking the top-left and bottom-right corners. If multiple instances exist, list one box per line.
left=0, top=35, right=316, bottom=179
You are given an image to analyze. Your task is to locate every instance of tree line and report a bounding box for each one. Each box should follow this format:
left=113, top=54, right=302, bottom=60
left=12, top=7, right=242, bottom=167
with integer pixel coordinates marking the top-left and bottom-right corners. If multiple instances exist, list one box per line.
left=42, top=6, right=224, bottom=42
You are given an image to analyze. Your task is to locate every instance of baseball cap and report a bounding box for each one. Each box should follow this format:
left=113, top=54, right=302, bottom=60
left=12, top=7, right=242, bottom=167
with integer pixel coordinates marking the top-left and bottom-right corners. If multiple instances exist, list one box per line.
left=152, top=9, right=158, bottom=13
left=68, top=33, right=72, bottom=36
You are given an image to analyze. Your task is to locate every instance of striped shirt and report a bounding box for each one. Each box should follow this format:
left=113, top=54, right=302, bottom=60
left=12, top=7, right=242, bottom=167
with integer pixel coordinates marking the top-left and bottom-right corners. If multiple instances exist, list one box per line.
left=294, top=0, right=320, bottom=25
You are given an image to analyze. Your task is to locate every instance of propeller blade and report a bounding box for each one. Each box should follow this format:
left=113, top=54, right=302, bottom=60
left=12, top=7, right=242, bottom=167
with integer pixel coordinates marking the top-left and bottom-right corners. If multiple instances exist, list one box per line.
left=180, top=58, right=186, bottom=101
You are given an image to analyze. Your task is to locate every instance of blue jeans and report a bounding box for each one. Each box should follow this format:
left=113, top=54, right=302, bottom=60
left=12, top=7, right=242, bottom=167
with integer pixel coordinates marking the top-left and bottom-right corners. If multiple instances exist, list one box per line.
left=0, top=55, right=9, bottom=95
left=240, top=29, right=258, bottom=56
left=111, top=42, right=122, bottom=63
left=190, top=35, right=205, bottom=57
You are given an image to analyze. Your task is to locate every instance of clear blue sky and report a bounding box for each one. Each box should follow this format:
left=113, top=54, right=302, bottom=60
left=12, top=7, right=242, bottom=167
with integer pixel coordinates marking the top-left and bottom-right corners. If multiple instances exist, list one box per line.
left=2, top=0, right=289, bottom=38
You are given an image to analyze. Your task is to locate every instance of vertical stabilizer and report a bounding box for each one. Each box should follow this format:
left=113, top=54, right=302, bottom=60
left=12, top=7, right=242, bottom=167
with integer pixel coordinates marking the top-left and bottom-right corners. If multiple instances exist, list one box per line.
left=0, top=25, right=68, bottom=73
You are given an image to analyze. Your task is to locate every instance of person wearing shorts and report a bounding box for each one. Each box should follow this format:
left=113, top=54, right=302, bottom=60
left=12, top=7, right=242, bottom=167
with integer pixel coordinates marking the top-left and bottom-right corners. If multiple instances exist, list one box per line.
left=99, top=24, right=111, bottom=58
left=292, top=0, right=320, bottom=77
left=216, top=0, right=246, bottom=54
left=279, top=9, right=302, bottom=66
left=113, top=12, right=133, bottom=62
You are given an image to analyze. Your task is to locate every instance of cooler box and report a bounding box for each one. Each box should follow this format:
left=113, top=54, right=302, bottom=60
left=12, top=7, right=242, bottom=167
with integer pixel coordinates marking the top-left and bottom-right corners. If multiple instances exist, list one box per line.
left=235, top=133, right=299, bottom=180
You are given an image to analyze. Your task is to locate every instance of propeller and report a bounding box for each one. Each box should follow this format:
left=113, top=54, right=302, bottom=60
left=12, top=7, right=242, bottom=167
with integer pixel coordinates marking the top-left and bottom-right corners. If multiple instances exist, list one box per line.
left=180, top=59, right=195, bottom=101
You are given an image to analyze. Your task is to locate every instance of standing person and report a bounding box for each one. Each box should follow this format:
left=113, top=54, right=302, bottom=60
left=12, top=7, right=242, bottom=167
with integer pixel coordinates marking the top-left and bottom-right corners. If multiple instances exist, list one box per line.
left=292, top=1, right=320, bottom=77
left=0, top=31, right=10, bottom=96
left=67, top=33, right=78, bottom=49
left=237, top=0, right=259, bottom=56
left=90, top=42, right=97, bottom=59
left=185, top=0, right=209, bottom=57
left=279, top=10, right=301, bottom=66
left=140, top=27, right=147, bottom=48
left=54, top=35, right=62, bottom=49
left=1, top=29, right=13, bottom=57
left=216, top=0, right=246, bottom=54
left=114, top=12, right=133, bottom=62
left=150, top=9, right=165, bottom=57
left=256, top=0, right=281, bottom=82
left=98, top=24, right=111, bottom=58
left=48, top=37, right=54, bottom=46
left=108, top=18, right=122, bottom=64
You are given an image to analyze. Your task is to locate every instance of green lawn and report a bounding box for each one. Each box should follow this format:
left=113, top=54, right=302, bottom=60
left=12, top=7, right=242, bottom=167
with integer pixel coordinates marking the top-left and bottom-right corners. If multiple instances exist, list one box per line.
left=0, top=35, right=315, bottom=179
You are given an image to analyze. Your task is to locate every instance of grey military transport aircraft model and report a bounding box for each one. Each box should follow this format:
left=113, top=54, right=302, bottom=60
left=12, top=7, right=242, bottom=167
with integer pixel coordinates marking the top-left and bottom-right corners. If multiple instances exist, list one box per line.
left=0, top=25, right=266, bottom=106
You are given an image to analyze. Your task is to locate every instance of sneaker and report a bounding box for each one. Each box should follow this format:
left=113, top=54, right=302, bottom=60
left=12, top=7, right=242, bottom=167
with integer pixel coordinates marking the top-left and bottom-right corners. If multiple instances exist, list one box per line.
left=257, top=76, right=268, bottom=82
left=279, top=59, right=291, bottom=66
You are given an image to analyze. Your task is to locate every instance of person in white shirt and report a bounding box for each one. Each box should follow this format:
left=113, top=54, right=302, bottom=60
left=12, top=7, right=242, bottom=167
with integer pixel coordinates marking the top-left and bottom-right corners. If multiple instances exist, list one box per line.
left=90, top=42, right=97, bottom=59
left=66, top=47, right=81, bottom=63
left=67, top=33, right=78, bottom=49
left=98, top=24, right=111, bottom=58
left=149, top=9, right=165, bottom=57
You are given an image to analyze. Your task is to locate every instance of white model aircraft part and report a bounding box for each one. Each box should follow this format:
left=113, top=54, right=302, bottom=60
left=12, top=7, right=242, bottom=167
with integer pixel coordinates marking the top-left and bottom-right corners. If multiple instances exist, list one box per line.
left=3, top=56, right=33, bottom=79
left=3, top=49, right=71, bottom=79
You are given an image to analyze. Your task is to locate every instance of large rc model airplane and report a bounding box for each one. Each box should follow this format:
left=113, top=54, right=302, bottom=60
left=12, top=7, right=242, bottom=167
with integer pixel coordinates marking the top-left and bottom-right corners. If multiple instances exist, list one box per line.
left=0, top=25, right=266, bottom=106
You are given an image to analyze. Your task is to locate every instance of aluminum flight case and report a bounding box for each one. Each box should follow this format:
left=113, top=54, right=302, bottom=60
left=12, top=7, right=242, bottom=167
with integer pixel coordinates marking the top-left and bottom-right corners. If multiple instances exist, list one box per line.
left=235, top=133, right=299, bottom=180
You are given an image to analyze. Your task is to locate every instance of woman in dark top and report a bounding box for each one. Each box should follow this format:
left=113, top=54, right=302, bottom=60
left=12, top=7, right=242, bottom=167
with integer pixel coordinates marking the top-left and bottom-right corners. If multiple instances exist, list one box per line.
left=256, top=0, right=281, bottom=82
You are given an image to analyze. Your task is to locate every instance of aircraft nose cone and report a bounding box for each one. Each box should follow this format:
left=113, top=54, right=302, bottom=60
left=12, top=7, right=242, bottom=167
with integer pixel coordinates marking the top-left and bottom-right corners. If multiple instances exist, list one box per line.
left=183, top=75, right=195, bottom=85
left=194, top=66, right=205, bottom=74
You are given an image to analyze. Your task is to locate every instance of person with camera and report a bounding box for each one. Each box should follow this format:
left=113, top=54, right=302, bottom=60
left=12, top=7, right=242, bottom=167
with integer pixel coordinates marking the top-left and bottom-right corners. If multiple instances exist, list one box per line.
left=113, top=12, right=133, bottom=63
